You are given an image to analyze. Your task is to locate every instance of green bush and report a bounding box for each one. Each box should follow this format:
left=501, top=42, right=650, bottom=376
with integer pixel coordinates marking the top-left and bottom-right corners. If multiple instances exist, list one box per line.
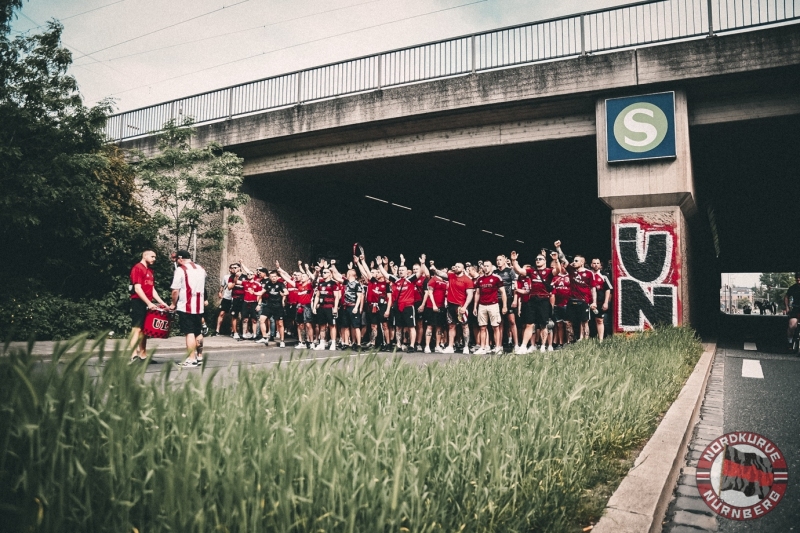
left=0, top=328, right=703, bottom=532
left=0, top=280, right=131, bottom=341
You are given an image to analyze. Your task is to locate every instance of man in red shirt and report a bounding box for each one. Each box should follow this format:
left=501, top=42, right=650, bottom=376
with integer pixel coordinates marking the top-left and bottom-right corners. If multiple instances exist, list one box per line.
left=129, top=250, right=168, bottom=362
left=356, top=255, right=392, bottom=350
left=378, top=260, right=418, bottom=352
left=312, top=267, right=340, bottom=350
left=550, top=261, right=572, bottom=348
left=511, top=250, right=557, bottom=353
left=555, top=240, right=597, bottom=341
left=419, top=271, right=448, bottom=353
left=472, top=261, right=507, bottom=355
left=240, top=271, right=262, bottom=340
left=277, top=262, right=314, bottom=349
left=431, top=262, right=474, bottom=354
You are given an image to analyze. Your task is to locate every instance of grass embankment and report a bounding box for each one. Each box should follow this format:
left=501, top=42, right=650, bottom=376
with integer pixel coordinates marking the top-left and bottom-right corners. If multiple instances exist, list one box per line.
left=0, top=328, right=702, bottom=532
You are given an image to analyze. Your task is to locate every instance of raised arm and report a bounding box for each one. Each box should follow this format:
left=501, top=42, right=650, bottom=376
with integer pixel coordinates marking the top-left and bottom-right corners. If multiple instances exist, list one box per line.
left=376, top=256, right=392, bottom=281
left=418, top=254, right=430, bottom=277
left=356, top=255, right=371, bottom=281
left=330, top=260, right=343, bottom=283
left=554, top=240, right=568, bottom=267
left=275, top=260, right=293, bottom=283
left=509, top=250, right=527, bottom=276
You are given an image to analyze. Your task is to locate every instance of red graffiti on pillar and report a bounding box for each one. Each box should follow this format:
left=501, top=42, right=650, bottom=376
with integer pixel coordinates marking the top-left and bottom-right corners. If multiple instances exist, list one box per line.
left=612, top=216, right=681, bottom=332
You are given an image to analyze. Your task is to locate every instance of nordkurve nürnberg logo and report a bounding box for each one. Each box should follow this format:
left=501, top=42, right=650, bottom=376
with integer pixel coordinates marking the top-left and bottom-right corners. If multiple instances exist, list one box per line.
left=696, top=431, right=788, bottom=520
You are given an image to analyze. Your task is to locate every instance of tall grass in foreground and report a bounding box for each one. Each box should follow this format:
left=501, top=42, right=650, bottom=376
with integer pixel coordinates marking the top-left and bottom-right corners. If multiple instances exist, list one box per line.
left=0, top=328, right=702, bottom=532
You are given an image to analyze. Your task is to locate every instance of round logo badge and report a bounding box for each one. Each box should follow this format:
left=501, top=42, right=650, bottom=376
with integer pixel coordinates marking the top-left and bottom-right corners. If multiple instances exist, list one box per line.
left=613, top=102, right=669, bottom=153
left=696, top=432, right=788, bottom=520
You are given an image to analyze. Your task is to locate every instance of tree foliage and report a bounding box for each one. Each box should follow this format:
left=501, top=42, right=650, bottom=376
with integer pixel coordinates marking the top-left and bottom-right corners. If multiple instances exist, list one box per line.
left=0, top=5, right=165, bottom=339
left=756, top=272, right=795, bottom=304
left=136, top=118, right=247, bottom=255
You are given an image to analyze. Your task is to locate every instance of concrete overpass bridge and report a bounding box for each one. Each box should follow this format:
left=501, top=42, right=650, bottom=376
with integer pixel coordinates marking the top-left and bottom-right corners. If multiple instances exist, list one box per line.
left=116, top=0, right=800, bottom=335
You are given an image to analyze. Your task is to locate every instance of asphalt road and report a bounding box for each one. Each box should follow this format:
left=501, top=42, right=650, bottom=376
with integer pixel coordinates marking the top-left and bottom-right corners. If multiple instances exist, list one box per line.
left=715, top=339, right=800, bottom=532
left=95, top=340, right=475, bottom=383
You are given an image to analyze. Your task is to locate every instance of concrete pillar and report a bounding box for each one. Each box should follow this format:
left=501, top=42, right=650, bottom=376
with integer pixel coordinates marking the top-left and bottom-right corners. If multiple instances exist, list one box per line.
left=596, top=90, right=694, bottom=332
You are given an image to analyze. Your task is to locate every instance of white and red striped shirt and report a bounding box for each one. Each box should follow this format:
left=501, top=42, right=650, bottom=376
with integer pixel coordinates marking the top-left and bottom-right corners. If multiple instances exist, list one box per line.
left=171, top=261, right=207, bottom=314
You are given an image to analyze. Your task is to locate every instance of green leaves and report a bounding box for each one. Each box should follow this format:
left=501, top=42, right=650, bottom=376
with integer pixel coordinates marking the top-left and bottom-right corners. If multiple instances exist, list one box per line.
left=136, top=118, right=248, bottom=253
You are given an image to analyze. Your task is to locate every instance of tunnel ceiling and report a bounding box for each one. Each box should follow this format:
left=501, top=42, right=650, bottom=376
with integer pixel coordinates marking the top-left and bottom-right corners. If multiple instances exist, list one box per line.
left=692, top=114, right=800, bottom=274
left=245, top=136, right=610, bottom=267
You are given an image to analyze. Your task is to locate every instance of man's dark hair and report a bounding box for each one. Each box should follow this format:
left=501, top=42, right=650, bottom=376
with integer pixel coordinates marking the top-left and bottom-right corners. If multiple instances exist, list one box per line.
left=175, top=250, right=192, bottom=260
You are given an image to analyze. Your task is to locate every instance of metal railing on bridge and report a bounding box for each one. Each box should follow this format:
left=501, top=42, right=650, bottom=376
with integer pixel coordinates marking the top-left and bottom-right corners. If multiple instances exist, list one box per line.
left=105, top=0, right=800, bottom=142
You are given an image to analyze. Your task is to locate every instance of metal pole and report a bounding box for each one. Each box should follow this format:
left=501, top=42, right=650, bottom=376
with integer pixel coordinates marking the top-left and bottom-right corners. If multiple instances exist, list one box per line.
left=228, top=88, right=234, bottom=119
left=471, top=34, right=476, bottom=73
left=296, top=72, right=303, bottom=104
left=580, top=14, right=586, bottom=55
left=707, top=0, right=715, bottom=36
left=191, top=227, right=197, bottom=262
left=377, top=54, right=383, bottom=90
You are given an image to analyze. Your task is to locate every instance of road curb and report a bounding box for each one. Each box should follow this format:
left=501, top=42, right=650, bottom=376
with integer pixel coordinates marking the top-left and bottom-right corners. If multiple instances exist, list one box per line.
left=593, top=342, right=717, bottom=533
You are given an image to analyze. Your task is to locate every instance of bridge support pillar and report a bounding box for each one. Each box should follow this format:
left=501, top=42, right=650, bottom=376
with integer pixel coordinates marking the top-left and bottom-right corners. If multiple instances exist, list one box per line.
left=596, top=90, right=696, bottom=332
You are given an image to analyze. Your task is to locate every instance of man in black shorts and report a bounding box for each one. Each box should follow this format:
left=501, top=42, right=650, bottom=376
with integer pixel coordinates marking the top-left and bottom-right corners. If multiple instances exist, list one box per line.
left=339, top=268, right=365, bottom=348
left=129, top=250, right=169, bottom=362
left=784, top=273, right=800, bottom=348
left=258, top=270, right=288, bottom=347
left=356, top=255, right=392, bottom=349
left=170, top=250, right=207, bottom=367
left=312, top=267, right=340, bottom=350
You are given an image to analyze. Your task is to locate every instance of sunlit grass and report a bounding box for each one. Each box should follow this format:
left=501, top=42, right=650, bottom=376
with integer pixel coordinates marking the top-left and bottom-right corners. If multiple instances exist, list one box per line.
left=0, top=328, right=702, bottom=532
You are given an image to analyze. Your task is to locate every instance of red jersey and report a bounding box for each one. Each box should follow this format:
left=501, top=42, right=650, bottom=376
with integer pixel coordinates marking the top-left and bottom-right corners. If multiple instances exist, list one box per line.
left=525, top=267, right=553, bottom=299
left=366, top=278, right=390, bottom=304
left=286, top=280, right=298, bottom=305
left=393, top=277, right=417, bottom=311
left=294, top=280, right=313, bottom=305
left=242, top=279, right=261, bottom=303
left=475, top=274, right=503, bottom=306
left=413, top=274, right=427, bottom=302
left=568, top=266, right=595, bottom=304
left=516, top=277, right=532, bottom=303
left=335, top=282, right=345, bottom=309
left=426, top=276, right=448, bottom=308
left=130, top=262, right=154, bottom=300
left=551, top=274, right=571, bottom=307
left=447, top=272, right=474, bottom=306
left=316, top=280, right=338, bottom=308
left=229, top=273, right=245, bottom=299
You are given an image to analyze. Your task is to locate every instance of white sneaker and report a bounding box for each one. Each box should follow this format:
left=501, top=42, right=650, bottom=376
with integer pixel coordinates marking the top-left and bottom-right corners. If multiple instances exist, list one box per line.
left=492, top=346, right=503, bottom=354
left=279, top=341, right=285, bottom=348
left=233, top=333, right=241, bottom=340
left=434, top=345, right=443, bottom=353
left=424, top=346, right=431, bottom=353
left=540, top=344, right=546, bottom=353
left=313, top=342, right=325, bottom=351
left=462, top=346, right=470, bottom=355
left=328, top=341, right=336, bottom=350
left=526, top=345, right=535, bottom=354
left=547, top=345, right=553, bottom=352
left=257, top=337, right=268, bottom=344
left=442, top=346, right=454, bottom=354
left=474, top=348, right=487, bottom=355
left=243, top=333, right=252, bottom=339
left=513, top=345, right=522, bottom=354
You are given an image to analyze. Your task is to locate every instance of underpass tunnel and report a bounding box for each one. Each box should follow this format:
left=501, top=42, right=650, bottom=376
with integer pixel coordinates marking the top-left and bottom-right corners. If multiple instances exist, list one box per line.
left=244, top=136, right=611, bottom=269
left=690, top=114, right=800, bottom=339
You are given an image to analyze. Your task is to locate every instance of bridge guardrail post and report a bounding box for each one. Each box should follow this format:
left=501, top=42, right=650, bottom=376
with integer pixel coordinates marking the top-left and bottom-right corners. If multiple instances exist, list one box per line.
left=228, top=88, right=234, bottom=120
left=296, top=71, right=303, bottom=105
left=580, top=14, right=586, bottom=55
left=471, top=34, right=476, bottom=73
left=377, top=54, right=383, bottom=90
left=707, top=0, right=715, bottom=36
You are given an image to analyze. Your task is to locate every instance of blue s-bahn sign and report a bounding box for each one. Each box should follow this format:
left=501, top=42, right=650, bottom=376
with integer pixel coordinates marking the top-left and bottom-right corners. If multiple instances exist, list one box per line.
left=606, top=92, right=676, bottom=163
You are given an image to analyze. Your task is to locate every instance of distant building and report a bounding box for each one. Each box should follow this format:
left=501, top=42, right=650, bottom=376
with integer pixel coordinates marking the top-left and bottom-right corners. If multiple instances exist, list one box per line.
left=720, top=286, right=753, bottom=313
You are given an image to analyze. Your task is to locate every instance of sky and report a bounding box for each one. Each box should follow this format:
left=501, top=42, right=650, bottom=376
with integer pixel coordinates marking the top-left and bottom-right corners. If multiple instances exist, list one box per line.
left=9, top=0, right=633, bottom=114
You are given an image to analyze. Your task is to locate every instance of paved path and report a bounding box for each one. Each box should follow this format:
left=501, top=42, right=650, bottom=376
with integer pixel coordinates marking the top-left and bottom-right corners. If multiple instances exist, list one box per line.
left=663, top=340, right=800, bottom=532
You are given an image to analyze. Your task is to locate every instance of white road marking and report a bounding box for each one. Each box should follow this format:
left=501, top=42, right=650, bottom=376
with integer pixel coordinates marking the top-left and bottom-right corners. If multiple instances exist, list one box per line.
left=741, top=359, right=764, bottom=379
left=743, top=342, right=757, bottom=351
